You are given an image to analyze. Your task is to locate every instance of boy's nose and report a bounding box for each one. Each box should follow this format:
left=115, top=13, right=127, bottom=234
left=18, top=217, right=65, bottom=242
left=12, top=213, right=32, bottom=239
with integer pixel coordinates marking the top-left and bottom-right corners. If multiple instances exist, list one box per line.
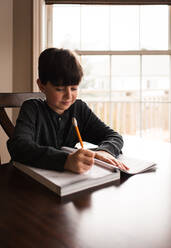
left=64, top=88, right=72, bottom=98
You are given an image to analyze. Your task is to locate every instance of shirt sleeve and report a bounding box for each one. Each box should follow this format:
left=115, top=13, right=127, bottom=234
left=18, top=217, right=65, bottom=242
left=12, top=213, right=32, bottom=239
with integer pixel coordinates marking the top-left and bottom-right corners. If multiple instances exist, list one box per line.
left=7, top=100, right=68, bottom=171
left=79, top=101, right=124, bottom=157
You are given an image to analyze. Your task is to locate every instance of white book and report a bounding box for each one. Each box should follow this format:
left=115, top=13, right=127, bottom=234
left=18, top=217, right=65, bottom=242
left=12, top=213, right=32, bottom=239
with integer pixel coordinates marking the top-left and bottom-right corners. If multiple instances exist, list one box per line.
left=61, top=146, right=157, bottom=175
left=117, top=154, right=156, bottom=174
left=13, top=160, right=120, bottom=197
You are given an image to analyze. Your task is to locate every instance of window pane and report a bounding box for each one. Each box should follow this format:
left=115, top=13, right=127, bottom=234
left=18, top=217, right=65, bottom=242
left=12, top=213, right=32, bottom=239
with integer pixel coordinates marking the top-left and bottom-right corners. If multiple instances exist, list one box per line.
left=111, top=6, right=139, bottom=50
left=142, top=56, right=170, bottom=142
left=79, top=56, right=110, bottom=101
left=53, top=5, right=80, bottom=49
left=140, top=6, right=168, bottom=50
left=111, top=102, right=140, bottom=136
left=111, top=56, right=140, bottom=100
left=142, top=56, right=170, bottom=101
left=141, top=103, right=169, bottom=142
left=81, top=6, right=109, bottom=50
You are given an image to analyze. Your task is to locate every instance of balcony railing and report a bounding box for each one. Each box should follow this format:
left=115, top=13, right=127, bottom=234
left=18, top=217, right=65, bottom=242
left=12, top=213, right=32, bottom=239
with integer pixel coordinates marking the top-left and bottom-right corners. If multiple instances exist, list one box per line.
left=80, top=89, right=170, bottom=142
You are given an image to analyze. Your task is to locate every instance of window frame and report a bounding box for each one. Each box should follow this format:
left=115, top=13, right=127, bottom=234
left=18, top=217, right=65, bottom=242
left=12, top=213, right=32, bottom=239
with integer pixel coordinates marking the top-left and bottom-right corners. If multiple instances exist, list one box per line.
left=44, top=4, right=171, bottom=141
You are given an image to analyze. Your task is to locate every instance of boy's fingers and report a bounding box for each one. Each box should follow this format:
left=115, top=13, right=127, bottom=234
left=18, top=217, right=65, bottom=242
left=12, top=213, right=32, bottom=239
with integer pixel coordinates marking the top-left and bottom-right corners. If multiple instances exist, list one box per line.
left=82, top=156, right=94, bottom=166
left=78, top=148, right=95, bottom=157
left=103, top=157, right=129, bottom=171
left=122, top=163, right=129, bottom=170
left=113, top=160, right=129, bottom=171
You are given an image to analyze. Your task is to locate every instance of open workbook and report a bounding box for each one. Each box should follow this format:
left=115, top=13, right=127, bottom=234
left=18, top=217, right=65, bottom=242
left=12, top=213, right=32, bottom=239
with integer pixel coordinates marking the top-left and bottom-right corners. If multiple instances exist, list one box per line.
left=13, top=146, right=156, bottom=197
left=13, top=160, right=120, bottom=197
left=61, top=146, right=157, bottom=175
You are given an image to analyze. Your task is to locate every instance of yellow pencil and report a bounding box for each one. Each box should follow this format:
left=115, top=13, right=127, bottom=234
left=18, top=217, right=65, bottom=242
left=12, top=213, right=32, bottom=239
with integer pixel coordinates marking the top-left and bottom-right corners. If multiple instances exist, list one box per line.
left=72, top=117, right=84, bottom=148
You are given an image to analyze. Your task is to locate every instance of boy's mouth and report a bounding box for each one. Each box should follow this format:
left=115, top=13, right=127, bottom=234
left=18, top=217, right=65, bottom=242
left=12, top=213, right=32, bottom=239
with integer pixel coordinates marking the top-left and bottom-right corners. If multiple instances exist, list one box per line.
left=61, top=101, right=71, bottom=105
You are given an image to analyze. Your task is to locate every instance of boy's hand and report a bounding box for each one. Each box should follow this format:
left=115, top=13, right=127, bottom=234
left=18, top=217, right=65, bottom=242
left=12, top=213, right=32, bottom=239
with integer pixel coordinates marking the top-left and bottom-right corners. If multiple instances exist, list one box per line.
left=95, top=150, right=129, bottom=171
left=64, top=149, right=95, bottom=174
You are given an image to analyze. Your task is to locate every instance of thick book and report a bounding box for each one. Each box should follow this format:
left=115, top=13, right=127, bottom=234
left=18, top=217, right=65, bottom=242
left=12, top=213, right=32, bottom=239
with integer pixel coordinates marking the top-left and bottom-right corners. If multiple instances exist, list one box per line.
left=13, top=160, right=120, bottom=197
left=61, top=146, right=157, bottom=175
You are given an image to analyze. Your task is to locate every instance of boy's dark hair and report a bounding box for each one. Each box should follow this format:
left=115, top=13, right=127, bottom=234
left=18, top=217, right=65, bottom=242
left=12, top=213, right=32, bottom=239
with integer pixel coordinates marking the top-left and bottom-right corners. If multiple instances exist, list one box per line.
left=38, top=48, right=83, bottom=86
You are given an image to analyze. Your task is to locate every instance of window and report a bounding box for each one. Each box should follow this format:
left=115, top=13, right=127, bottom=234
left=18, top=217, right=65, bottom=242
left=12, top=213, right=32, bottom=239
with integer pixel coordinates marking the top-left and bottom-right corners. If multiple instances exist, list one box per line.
left=45, top=4, right=171, bottom=142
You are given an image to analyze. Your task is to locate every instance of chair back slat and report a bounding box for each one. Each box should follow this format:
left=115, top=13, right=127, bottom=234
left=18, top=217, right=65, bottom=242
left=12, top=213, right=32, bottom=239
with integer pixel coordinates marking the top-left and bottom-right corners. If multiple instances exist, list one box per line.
left=0, top=108, right=14, bottom=138
left=0, top=92, right=45, bottom=107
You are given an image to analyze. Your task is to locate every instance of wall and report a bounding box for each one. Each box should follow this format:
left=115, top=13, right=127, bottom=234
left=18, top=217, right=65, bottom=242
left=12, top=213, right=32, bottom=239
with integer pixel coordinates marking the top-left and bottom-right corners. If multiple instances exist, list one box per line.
left=13, top=0, right=33, bottom=92
left=0, top=0, right=33, bottom=163
left=0, top=0, right=13, bottom=163
left=13, top=0, right=33, bottom=125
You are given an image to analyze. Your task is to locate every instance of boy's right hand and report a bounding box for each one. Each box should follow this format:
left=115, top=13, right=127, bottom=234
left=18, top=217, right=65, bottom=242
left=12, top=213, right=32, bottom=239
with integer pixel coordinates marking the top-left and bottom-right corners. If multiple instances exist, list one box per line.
left=64, top=149, right=95, bottom=174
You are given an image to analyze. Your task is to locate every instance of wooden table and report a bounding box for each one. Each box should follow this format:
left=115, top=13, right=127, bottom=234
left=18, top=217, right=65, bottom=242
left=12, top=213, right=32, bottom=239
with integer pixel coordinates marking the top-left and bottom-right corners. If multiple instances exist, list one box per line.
left=1, top=136, right=171, bottom=248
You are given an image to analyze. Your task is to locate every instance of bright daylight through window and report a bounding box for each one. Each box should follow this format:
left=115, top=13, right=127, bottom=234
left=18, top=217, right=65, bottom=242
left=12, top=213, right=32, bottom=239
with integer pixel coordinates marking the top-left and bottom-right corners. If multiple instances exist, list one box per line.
left=45, top=4, right=171, bottom=142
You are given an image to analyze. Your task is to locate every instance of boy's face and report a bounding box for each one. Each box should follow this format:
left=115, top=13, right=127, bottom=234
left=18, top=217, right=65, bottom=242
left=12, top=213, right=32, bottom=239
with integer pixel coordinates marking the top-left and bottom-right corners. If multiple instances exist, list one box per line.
left=37, top=80, right=78, bottom=114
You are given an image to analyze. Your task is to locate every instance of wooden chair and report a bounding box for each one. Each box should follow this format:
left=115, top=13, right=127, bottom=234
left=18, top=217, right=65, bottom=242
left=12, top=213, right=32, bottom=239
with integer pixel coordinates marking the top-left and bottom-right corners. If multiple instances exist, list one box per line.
left=0, top=92, right=45, bottom=165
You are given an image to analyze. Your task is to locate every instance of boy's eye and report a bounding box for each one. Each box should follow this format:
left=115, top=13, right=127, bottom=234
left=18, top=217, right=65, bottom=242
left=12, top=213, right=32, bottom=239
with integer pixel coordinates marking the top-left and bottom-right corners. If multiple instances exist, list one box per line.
left=55, top=87, right=78, bottom=92
left=56, top=88, right=64, bottom=91
left=71, top=87, right=78, bottom=91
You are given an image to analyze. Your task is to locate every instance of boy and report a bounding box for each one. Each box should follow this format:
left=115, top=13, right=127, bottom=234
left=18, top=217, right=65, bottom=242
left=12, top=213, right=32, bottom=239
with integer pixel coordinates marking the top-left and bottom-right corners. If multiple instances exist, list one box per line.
left=7, top=48, right=127, bottom=174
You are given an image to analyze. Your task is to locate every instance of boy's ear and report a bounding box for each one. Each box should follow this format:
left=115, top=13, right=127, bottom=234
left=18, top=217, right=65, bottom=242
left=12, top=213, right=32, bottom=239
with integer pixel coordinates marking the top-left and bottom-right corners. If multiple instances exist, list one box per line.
left=37, top=79, right=46, bottom=93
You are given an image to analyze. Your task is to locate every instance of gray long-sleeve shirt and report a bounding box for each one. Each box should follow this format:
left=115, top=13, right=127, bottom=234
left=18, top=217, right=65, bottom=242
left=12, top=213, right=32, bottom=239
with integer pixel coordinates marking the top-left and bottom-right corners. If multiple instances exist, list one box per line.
left=7, top=99, right=123, bottom=171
